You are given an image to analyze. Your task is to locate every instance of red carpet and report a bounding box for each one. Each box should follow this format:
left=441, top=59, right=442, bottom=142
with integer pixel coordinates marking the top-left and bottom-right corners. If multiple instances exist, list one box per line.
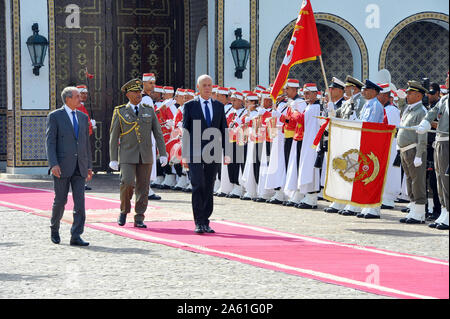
left=1, top=182, right=448, bottom=299
left=0, top=182, right=125, bottom=212
left=89, top=221, right=449, bottom=299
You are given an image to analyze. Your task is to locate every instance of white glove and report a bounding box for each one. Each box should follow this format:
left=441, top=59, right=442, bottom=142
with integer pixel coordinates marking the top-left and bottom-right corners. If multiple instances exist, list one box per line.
left=90, top=119, right=97, bottom=129
left=177, top=121, right=183, bottom=128
left=166, top=119, right=175, bottom=127
left=160, top=156, right=168, bottom=167
left=413, top=157, right=423, bottom=168
left=272, top=110, right=282, bottom=118
left=327, top=102, right=336, bottom=117
left=416, top=120, right=431, bottom=135
left=109, top=161, right=119, bottom=171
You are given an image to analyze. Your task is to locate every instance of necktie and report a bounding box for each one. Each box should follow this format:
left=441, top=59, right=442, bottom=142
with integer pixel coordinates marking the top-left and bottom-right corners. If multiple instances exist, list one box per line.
left=72, top=111, right=79, bottom=139
left=135, top=106, right=139, bottom=116
left=204, top=101, right=212, bottom=127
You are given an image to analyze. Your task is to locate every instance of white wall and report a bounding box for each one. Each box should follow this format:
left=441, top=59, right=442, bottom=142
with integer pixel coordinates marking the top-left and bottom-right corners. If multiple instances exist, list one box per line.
left=207, top=0, right=216, bottom=82
left=257, top=0, right=449, bottom=86
left=20, top=0, right=49, bottom=110
left=223, top=0, right=250, bottom=91
left=195, top=26, right=208, bottom=82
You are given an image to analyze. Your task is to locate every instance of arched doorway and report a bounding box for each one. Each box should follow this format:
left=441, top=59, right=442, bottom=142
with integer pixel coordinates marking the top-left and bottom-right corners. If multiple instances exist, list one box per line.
left=379, top=13, right=449, bottom=88
left=270, top=13, right=368, bottom=90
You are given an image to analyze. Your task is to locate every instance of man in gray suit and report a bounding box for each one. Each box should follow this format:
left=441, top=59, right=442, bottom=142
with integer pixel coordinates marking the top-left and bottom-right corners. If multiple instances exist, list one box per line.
left=46, top=87, right=93, bottom=246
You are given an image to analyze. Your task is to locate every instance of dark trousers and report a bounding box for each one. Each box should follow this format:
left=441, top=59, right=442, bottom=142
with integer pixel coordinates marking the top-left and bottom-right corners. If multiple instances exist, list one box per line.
left=188, top=163, right=221, bottom=226
left=50, top=164, right=86, bottom=239
left=253, top=142, right=264, bottom=184
left=426, top=168, right=441, bottom=214
left=228, top=142, right=245, bottom=185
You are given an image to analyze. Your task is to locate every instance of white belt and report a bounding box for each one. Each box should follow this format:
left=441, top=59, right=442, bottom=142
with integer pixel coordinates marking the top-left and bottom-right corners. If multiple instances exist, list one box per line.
left=399, top=143, right=417, bottom=153
left=435, top=136, right=449, bottom=142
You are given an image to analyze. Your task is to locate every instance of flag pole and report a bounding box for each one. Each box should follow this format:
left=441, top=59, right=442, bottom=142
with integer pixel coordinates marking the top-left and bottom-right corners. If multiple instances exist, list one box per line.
left=318, top=55, right=330, bottom=100
left=85, top=67, right=94, bottom=120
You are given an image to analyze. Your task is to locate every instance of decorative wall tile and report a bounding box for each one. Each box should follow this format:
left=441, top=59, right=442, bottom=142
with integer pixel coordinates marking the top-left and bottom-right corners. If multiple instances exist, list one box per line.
left=21, top=116, right=47, bottom=161
left=386, top=21, right=449, bottom=88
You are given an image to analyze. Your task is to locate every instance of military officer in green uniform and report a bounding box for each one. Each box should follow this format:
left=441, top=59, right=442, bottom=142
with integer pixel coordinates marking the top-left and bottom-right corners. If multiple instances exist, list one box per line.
left=109, top=79, right=168, bottom=228
left=417, top=72, right=449, bottom=230
left=397, top=80, right=429, bottom=225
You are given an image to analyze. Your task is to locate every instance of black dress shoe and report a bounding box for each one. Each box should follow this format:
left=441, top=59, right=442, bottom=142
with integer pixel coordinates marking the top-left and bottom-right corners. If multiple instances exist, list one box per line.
left=399, top=217, right=408, bottom=223
left=254, top=198, right=267, bottom=203
left=70, top=237, right=89, bottom=246
left=240, top=196, right=252, bottom=201
left=428, top=222, right=439, bottom=228
left=436, top=223, right=449, bottom=230
left=395, top=198, right=410, bottom=203
left=84, top=185, right=92, bottom=191
left=401, top=207, right=410, bottom=213
left=148, top=194, right=162, bottom=200
left=118, top=213, right=127, bottom=226
left=296, top=203, right=317, bottom=209
left=381, top=204, right=394, bottom=210
left=172, top=186, right=183, bottom=191
left=217, top=193, right=228, bottom=198
left=203, top=225, right=215, bottom=233
left=405, top=218, right=425, bottom=224
left=226, top=194, right=240, bottom=199
left=134, top=221, right=147, bottom=228
left=284, top=201, right=296, bottom=207
left=268, top=199, right=283, bottom=205
left=324, top=207, right=339, bottom=213
left=364, top=214, right=381, bottom=219
left=195, top=226, right=204, bottom=234
left=356, top=213, right=365, bottom=218
left=51, top=232, right=60, bottom=244
left=341, top=210, right=357, bottom=216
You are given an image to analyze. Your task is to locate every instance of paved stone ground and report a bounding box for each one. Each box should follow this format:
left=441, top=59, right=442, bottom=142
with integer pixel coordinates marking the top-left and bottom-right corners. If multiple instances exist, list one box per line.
left=0, top=173, right=448, bottom=300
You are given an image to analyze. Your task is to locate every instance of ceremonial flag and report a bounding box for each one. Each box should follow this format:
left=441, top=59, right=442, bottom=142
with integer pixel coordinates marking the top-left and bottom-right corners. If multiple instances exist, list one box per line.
left=270, top=0, right=322, bottom=100
left=322, top=118, right=396, bottom=207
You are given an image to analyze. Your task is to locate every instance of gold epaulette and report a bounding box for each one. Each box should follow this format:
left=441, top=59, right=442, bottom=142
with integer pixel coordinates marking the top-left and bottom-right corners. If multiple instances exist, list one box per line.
left=141, top=103, right=152, bottom=109
left=114, top=104, right=127, bottom=110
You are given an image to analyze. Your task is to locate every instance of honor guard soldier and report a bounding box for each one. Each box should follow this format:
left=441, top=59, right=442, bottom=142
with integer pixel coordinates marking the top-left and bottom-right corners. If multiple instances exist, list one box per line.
left=417, top=72, right=449, bottom=230
left=109, top=79, right=168, bottom=228
left=142, top=73, right=156, bottom=107
left=397, top=80, right=429, bottom=224
left=335, top=76, right=366, bottom=120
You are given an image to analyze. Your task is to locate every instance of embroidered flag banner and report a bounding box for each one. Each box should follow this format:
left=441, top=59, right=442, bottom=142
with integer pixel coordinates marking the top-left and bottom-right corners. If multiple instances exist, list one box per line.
left=323, top=118, right=396, bottom=207
left=270, top=0, right=322, bottom=101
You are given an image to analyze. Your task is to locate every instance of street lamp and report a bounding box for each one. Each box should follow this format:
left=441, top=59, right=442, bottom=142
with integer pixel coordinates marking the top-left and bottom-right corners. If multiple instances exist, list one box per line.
left=229, top=28, right=250, bottom=79
left=26, top=23, right=49, bottom=76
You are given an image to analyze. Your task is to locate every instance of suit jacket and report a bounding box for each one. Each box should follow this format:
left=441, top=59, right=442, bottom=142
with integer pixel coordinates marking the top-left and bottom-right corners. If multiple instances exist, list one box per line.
left=182, top=97, right=229, bottom=164
left=109, top=102, right=167, bottom=164
left=46, top=106, right=93, bottom=178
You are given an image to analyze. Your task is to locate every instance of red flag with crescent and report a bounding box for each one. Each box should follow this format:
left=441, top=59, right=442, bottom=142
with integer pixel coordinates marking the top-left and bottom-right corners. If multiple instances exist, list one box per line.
left=270, top=0, right=321, bottom=101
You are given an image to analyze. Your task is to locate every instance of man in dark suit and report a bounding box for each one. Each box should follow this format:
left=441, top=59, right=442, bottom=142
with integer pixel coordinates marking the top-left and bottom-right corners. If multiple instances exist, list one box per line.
left=182, top=75, right=231, bottom=234
left=46, top=87, right=93, bottom=246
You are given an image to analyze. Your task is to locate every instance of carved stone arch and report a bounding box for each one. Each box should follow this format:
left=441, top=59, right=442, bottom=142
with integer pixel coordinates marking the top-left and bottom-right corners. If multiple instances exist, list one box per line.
left=269, top=13, right=369, bottom=86
left=379, top=12, right=449, bottom=87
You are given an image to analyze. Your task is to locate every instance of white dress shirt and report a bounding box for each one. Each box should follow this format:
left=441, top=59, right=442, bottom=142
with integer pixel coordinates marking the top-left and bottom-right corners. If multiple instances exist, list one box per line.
left=199, top=96, right=214, bottom=121
left=63, top=104, right=77, bottom=127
